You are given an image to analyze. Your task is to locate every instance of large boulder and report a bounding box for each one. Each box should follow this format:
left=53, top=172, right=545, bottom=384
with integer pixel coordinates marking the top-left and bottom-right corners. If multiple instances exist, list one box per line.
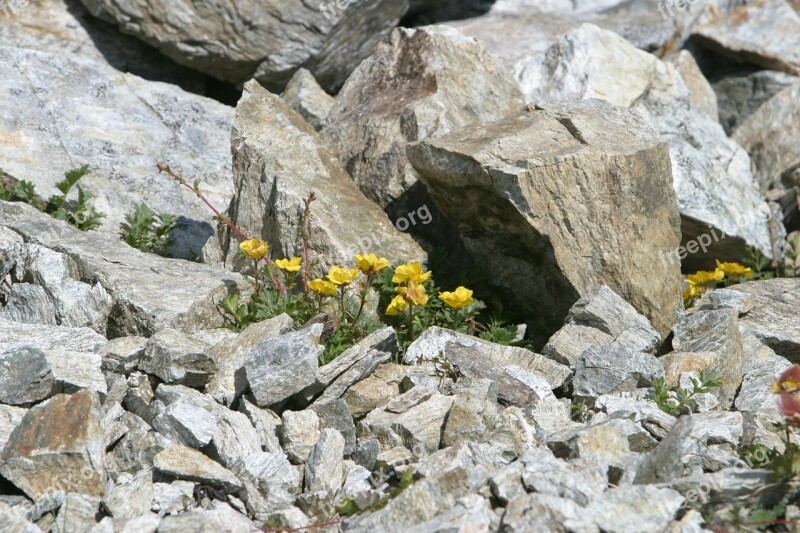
left=222, top=81, right=424, bottom=274
left=0, top=45, right=233, bottom=259
left=78, top=0, right=409, bottom=90
left=712, top=69, right=799, bottom=134
left=407, top=100, right=682, bottom=339
left=0, top=201, right=246, bottom=336
left=321, top=25, right=523, bottom=224
left=518, top=23, right=777, bottom=269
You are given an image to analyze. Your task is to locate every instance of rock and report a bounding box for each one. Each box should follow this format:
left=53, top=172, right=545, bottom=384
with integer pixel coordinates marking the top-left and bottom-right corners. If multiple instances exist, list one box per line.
left=707, top=288, right=753, bottom=315
left=308, top=327, right=398, bottom=406
left=139, top=329, right=216, bottom=388
left=343, top=364, right=409, bottom=418
left=0, top=46, right=233, bottom=250
left=152, top=481, right=195, bottom=516
left=322, top=25, right=523, bottom=222
left=501, top=493, right=586, bottom=533
left=101, top=336, right=147, bottom=375
left=442, top=380, right=500, bottom=448
left=304, top=429, right=345, bottom=494
left=0, top=202, right=247, bottom=336
left=282, top=69, right=335, bottom=131
left=310, top=401, right=357, bottom=457
left=156, top=503, right=255, bottom=533
left=0, top=501, right=38, bottom=533
left=514, top=23, right=776, bottom=268
left=245, top=325, right=323, bottom=408
left=544, top=285, right=662, bottom=366
left=736, top=342, right=792, bottom=414
left=635, top=415, right=716, bottom=484
left=573, top=346, right=664, bottom=402
left=207, top=408, right=263, bottom=470
left=405, top=327, right=571, bottom=399
left=406, top=494, right=495, bottom=533
left=51, top=493, right=102, bottom=533
left=408, top=99, right=681, bottom=339
left=713, top=69, right=799, bottom=133
left=238, top=399, right=283, bottom=454
left=153, top=445, right=242, bottom=492
left=0, top=404, right=26, bottom=452
left=102, top=471, right=154, bottom=527
left=242, top=452, right=297, bottom=495
left=669, top=50, right=718, bottom=121
left=222, top=80, right=423, bottom=275
left=0, top=283, right=57, bottom=325
left=78, top=0, right=410, bottom=91
left=731, top=279, right=800, bottom=361
left=281, top=410, right=321, bottom=464
left=580, top=485, right=684, bottom=532
left=0, top=344, right=56, bottom=405
left=691, top=0, right=800, bottom=76
left=151, top=397, right=217, bottom=449
left=0, top=315, right=106, bottom=354
left=0, top=391, right=106, bottom=499
left=672, top=308, right=744, bottom=407
left=733, top=81, right=800, bottom=192
left=519, top=448, right=607, bottom=506
left=207, top=314, right=293, bottom=406
left=595, top=395, right=676, bottom=439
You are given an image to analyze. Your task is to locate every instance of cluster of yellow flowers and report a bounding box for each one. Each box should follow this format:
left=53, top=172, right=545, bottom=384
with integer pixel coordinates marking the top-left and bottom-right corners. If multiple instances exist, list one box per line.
left=307, top=253, right=389, bottom=298
left=683, top=259, right=752, bottom=302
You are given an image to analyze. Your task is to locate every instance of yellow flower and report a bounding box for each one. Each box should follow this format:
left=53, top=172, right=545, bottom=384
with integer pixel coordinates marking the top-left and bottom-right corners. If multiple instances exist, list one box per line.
left=392, top=262, right=431, bottom=284
left=439, top=286, right=474, bottom=310
left=682, top=283, right=700, bottom=304
left=685, top=269, right=724, bottom=287
left=326, top=266, right=360, bottom=286
left=309, top=279, right=338, bottom=297
left=240, top=239, right=268, bottom=261
left=385, top=295, right=408, bottom=316
left=274, top=257, right=303, bottom=273
left=397, top=281, right=429, bottom=306
left=715, top=260, right=752, bottom=279
left=355, top=253, right=390, bottom=275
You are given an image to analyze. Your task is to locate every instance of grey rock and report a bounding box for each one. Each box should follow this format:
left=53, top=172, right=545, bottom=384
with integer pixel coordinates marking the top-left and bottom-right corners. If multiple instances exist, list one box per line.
left=153, top=445, right=242, bottom=492
left=516, top=23, right=776, bottom=267
left=408, top=99, right=682, bottom=339
left=323, top=25, right=523, bottom=219
left=0, top=283, right=56, bottom=325
left=106, top=416, right=170, bottom=481
left=310, top=400, right=358, bottom=457
left=0, top=225, right=25, bottom=280
left=156, top=503, right=255, bottom=533
left=207, top=408, right=263, bottom=470
left=573, top=346, right=664, bottom=402
left=343, top=363, right=409, bottom=418
left=595, top=395, right=676, bottom=439
left=501, top=493, right=587, bottom=533
left=207, top=314, right=293, bottom=406
left=544, top=285, right=662, bottom=366
left=222, top=81, right=423, bottom=275
left=666, top=468, right=771, bottom=509
left=691, top=0, right=800, bottom=76
left=0, top=404, right=26, bottom=452
left=0, top=502, right=38, bottom=533
left=406, top=494, right=495, bottom=533
left=442, top=379, right=500, bottom=448
left=708, top=288, right=753, bottom=315
left=669, top=50, right=719, bottom=121
left=238, top=398, right=283, bottom=454
left=0, top=47, right=233, bottom=249
left=490, top=461, right=527, bottom=505
left=102, top=471, right=153, bottom=527
left=242, top=452, right=298, bottom=495
left=139, top=329, right=216, bottom=388
left=152, top=481, right=195, bottom=516
left=733, top=278, right=800, bottom=361
left=578, top=485, right=684, bottom=533
left=734, top=81, right=800, bottom=193
left=405, top=327, right=571, bottom=401
left=519, top=448, right=607, bottom=506
left=101, top=336, right=147, bottom=375
left=0, top=391, right=106, bottom=500
left=281, top=410, right=321, bottom=464
left=713, top=69, right=799, bottom=133
left=0, top=202, right=247, bottom=336
left=673, top=308, right=744, bottom=407
left=0, top=315, right=106, bottom=354
left=310, top=327, right=398, bottom=406
left=245, top=325, right=323, bottom=408
left=282, top=69, right=334, bottom=131
left=736, top=338, right=792, bottom=414
left=635, top=416, right=711, bottom=484
left=123, top=372, right=155, bottom=424
left=304, top=428, right=345, bottom=494
left=352, top=439, right=381, bottom=472
left=51, top=493, right=101, bottom=533
left=151, top=398, right=217, bottom=449
left=0, top=344, right=55, bottom=405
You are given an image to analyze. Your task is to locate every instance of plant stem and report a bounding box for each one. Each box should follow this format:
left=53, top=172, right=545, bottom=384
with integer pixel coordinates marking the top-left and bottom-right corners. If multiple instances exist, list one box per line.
left=408, top=303, right=414, bottom=343
left=253, top=259, right=261, bottom=293
left=352, top=275, right=371, bottom=326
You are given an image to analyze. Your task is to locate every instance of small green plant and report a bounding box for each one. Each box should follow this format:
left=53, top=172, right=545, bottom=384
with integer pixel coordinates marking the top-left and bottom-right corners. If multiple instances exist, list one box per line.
left=120, top=203, right=177, bottom=256
left=571, top=400, right=591, bottom=423
left=650, top=371, right=722, bottom=416
left=781, top=234, right=800, bottom=278
left=50, top=165, right=104, bottom=231
left=743, top=245, right=776, bottom=280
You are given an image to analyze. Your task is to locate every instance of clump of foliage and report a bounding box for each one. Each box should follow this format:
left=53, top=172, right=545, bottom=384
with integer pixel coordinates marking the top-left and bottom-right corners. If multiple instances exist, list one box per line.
left=120, top=202, right=177, bottom=256
left=650, top=371, right=722, bottom=416
left=0, top=165, right=104, bottom=231
left=682, top=258, right=754, bottom=307
left=161, top=163, right=521, bottom=365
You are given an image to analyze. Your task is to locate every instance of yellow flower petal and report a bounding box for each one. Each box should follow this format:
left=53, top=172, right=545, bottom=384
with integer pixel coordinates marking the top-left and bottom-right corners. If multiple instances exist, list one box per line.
left=309, top=278, right=338, bottom=296
left=397, top=281, right=429, bottom=306
left=392, top=262, right=431, bottom=284
left=355, top=253, right=390, bottom=275
left=385, top=294, right=408, bottom=316
left=439, top=286, right=474, bottom=310
left=685, top=268, right=725, bottom=287
left=239, top=239, right=268, bottom=261
left=274, top=257, right=303, bottom=272
left=326, top=266, right=360, bottom=286
left=715, top=259, right=752, bottom=279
